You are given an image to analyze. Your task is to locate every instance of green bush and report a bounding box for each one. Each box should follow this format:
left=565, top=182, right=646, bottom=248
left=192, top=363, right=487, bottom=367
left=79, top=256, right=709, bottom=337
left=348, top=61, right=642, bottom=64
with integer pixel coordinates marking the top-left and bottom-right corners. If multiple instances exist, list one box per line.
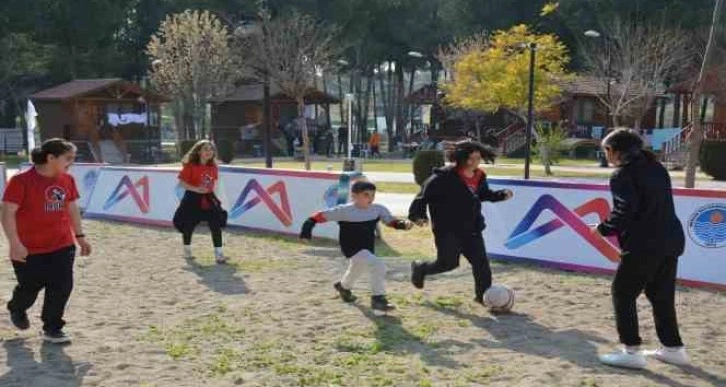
left=178, top=140, right=198, bottom=159
left=699, top=140, right=726, bottom=181
left=217, top=140, right=236, bottom=164
left=413, top=150, right=445, bottom=186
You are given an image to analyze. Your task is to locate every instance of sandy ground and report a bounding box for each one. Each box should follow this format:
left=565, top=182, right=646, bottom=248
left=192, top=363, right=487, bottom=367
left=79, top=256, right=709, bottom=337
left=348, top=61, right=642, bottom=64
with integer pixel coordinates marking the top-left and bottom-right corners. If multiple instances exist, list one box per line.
left=0, top=221, right=724, bottom=387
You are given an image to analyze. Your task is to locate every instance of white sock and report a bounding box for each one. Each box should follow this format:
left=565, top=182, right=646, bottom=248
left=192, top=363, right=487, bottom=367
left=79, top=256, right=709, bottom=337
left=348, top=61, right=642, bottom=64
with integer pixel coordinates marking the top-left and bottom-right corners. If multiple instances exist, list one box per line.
left=184, top=245, right=192, bottom=255
left=214, top=247, right=224, bottom=257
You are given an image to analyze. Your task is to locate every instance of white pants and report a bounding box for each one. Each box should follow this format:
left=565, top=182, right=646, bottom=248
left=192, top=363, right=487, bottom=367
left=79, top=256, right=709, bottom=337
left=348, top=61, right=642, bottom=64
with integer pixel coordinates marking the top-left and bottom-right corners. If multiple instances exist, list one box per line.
left=340, top=250, right=386, bottom=296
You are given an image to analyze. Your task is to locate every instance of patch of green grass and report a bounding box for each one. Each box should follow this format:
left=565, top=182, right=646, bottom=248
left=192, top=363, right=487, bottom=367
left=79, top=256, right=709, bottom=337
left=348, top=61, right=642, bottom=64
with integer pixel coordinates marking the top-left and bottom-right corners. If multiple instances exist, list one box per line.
left=165, top=342, right=194, bottom=360
left=375, top=182, right=421, bottom=194
left=459, top=365, right=503, bottom=383
left=432, top=295, right=464, bottom=310
left=210, top=347, right=243, bottom=376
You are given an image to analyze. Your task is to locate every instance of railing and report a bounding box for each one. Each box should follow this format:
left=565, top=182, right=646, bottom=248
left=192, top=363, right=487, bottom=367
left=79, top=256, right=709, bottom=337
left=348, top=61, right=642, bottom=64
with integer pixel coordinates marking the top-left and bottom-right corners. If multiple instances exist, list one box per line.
left=703, top=122, right=726, bottom=141
left=660, top=124, right=692, bottom=166
left=494, top=122, right=525, bottom=144
left=500, top=129, right=527, bottom=155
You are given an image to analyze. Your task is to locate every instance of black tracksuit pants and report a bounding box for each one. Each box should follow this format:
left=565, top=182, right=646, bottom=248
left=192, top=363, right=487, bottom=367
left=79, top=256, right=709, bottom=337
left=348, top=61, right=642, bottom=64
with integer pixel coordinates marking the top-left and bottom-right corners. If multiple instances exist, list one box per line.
left=181, top=210, right=223, bottom=247
left=7, top=246, right=75, bottom=333
left=612, top=253, right=684, bottom=347
left=421, top=232, right=492, bottom=301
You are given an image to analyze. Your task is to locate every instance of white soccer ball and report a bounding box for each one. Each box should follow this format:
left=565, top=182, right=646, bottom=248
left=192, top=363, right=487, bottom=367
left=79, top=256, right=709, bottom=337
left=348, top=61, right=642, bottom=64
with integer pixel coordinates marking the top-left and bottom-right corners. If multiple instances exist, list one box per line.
left=483, top=284, right=515, bottom=312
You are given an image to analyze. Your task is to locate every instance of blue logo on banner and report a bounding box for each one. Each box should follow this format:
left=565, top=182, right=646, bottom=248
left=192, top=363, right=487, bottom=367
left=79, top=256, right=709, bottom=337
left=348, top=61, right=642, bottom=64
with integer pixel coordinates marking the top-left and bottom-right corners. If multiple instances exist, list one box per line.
left=688, top=204, right=726, bottom=248
left=83, top=170, right=99, bottom=193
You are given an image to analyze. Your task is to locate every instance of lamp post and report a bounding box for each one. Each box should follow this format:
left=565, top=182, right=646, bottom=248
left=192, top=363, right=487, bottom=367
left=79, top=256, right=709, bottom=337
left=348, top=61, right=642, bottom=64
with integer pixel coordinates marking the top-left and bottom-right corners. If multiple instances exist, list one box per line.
left=524, top=42, right=537, bottom=180
left=346, top=93, right=353, bottom=159
left=585, top=30, right=612, bottom=168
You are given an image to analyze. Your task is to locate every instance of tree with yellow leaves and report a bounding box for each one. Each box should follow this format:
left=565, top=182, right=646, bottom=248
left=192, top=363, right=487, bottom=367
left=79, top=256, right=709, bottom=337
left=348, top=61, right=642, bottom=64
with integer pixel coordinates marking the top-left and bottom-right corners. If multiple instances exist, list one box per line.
left=444, top=24, right=569, bottom=121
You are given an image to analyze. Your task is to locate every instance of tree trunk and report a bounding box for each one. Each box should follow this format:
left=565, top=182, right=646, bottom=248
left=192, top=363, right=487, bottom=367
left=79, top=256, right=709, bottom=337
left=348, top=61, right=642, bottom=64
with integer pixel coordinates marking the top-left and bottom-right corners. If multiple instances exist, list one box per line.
left=298, top=98, right=311, bottom=171
left=686, top=0, right=724, bottom=188
left=380, top=64, right=395, bottom=151
left=406, top=67, right=415, bottom=128
left=540, top=144, right=552, bottom=176
left=361, top=75, right=373, bottom=143
left=338, top=71, right=345, bottom=124
left=372, top=76, right=379, bottom=133
left=395, top=63, right=405, bottom=138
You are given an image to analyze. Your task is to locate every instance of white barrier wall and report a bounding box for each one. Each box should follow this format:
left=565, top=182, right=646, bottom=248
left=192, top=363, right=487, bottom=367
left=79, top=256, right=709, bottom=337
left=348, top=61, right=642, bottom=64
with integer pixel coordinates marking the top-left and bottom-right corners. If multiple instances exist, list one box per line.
left=484, top=178, right=726, bottom=290
left=19, top=163, right=104, bottom=210
left=83, top=166, right=361, bottom=239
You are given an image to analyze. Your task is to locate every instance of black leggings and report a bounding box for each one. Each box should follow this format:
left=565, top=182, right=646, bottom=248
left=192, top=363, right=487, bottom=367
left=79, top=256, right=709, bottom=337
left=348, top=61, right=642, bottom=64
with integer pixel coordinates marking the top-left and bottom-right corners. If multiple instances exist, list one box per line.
left=612, top=254, right=683, bottom=347
left=181, top=212, right=223, bottom=247
left=421, top=232, right=492, bottom=301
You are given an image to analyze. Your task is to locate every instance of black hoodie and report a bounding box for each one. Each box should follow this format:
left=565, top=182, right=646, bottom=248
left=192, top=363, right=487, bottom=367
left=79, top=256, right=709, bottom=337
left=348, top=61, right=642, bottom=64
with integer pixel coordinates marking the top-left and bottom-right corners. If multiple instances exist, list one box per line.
left=597, top=151, right=685, bottom=257
left=408, top=166, right=508, bottom=235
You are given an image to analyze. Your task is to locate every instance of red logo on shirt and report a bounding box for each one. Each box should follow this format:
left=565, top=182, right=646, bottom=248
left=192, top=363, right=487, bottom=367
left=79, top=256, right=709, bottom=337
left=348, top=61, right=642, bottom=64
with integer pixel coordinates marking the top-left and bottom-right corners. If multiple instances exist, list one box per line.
left=201, top=172, right=214, bottom=189
left=44, top=186, right=67, bottom=212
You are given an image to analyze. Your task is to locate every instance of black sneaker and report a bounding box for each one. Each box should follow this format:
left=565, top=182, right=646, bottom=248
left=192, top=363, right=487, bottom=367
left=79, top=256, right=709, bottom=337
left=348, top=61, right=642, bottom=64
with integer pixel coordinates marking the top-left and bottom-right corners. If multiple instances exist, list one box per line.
left=474, top=296, right=484, bottom=305
left=9, top=310, right=30, bottom=331
left=371, top=295, right=396, bottom=316
left=334, top=282, right=357, bottom=303
left=411, top=261, right=425, bottom=289
left=43, top=330, right=72, bottom=344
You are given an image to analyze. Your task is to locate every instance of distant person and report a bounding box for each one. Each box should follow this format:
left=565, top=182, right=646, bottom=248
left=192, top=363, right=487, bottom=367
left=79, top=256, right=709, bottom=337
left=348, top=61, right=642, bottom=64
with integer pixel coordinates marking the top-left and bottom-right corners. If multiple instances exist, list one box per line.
left=338, top=126, right=348, bottom=157
left=2, top=139, right=92, bottom=344
left=325, top=129, right=334, bottom=158
left=594, top=129, right=688, bottom=370
left=369, top=131, right=381, bottom=158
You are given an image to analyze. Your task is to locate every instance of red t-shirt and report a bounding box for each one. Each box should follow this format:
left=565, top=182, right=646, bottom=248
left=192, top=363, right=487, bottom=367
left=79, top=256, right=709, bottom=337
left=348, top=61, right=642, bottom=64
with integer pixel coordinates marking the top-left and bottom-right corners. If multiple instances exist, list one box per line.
left=458, top=168, right=484, bottom=193
left=178, top=163, right=218, bottom=209
left=2, top=168, right=79, bottom=255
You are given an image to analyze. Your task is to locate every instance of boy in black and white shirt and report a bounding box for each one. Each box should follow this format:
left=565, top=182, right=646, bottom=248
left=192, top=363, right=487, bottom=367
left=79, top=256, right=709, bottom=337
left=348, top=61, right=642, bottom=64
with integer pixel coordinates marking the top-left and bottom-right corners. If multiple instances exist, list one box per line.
left=300, top=181, right=413, bottom=315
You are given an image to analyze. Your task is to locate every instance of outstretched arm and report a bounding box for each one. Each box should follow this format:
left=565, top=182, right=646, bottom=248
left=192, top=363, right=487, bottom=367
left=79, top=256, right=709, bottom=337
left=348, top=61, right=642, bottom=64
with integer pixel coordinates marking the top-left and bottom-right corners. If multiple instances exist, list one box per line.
left=300, top=206, right=350, bottom=240
left=478, top=177, right=512, bottom=202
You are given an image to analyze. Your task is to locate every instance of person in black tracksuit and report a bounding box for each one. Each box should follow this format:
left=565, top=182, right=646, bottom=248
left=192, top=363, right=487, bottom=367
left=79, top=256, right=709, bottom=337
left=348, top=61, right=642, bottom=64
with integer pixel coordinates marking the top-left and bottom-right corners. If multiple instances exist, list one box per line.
left=595, top=129, right=688, bottom=369
left=408, top=141, right=513, bottom=304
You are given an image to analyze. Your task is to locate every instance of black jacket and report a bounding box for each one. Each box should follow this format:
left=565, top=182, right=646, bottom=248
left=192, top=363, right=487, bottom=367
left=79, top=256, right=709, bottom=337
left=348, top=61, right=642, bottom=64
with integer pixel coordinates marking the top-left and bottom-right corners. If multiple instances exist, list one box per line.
left=597, top=151, right=685, bottom=257
left=408, top=166, right=508, bottom=235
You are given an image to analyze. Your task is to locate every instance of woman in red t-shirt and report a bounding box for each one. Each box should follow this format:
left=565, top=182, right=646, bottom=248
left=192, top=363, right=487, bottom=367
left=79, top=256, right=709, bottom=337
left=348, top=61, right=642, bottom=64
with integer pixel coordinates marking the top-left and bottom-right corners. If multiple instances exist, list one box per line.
left=173, top=140, right=228, bottom=263
left=1, top=138, right=92, bottom=344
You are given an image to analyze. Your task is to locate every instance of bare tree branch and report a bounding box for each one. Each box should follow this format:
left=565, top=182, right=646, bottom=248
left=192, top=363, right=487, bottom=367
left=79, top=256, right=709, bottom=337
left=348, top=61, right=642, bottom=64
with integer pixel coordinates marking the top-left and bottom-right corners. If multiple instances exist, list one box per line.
left=235, top=10, right=339, bottom=170
left=582, top=19, right=693, bottom=128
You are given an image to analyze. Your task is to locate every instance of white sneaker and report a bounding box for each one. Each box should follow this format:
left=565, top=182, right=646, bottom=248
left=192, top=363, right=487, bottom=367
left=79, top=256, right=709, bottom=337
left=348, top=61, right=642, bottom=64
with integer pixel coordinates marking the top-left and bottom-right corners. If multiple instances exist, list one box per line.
left=599, top=348, right=647, bottom=369
left=643, top=347, right=689, bottom=366
left=215, top=254, right=229, bottom=264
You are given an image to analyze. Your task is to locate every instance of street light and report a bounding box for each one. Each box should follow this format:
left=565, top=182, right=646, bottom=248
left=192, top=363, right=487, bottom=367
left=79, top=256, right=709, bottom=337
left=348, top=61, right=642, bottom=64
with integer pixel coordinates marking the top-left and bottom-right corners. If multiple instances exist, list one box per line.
left=346, top=93, right=354, bottom=159
left=585, top=29, right=612, bottom=168
left=524, top=42, right=537, bottom=180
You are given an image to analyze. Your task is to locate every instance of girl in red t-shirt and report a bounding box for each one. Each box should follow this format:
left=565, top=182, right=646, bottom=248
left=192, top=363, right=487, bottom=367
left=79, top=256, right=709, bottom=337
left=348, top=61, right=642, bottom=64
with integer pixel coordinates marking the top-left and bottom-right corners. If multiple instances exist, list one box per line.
left=1, top=138, right=92, bottom=344
left=173, top=140, right=228, bottom=263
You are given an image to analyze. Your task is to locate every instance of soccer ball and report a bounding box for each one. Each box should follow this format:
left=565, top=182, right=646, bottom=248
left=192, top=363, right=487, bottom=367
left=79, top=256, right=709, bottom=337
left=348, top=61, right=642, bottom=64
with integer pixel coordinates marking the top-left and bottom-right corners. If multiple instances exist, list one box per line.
left=483, top=284, right=515, bottom=313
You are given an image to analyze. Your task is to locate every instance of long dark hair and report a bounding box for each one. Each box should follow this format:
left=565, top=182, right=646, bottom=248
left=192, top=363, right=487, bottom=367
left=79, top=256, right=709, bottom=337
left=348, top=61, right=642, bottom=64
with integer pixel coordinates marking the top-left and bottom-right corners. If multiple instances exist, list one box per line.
left=182, top=140, right=217, bottom=166
left=30, top=138, right=77, bottom=165
left=447, top=140, right=497, bottom=166
left=601, top=129, right=656, bottom=163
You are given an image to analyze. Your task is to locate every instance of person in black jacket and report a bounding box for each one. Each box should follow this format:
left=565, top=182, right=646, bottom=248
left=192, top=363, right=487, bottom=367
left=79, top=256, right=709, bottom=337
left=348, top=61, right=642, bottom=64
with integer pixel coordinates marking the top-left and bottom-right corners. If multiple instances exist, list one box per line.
left=594, top=129, right=688, bottom=369
left=408, top=140, right=513, bottom=305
